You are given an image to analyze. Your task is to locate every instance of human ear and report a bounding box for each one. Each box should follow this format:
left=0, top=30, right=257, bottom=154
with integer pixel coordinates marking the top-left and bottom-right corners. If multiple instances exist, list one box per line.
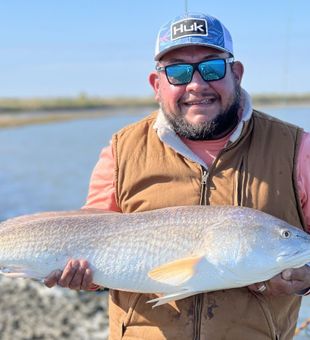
left=231, top=61, right=244, bottom=85
left=149, top=71, right=160, bottom=101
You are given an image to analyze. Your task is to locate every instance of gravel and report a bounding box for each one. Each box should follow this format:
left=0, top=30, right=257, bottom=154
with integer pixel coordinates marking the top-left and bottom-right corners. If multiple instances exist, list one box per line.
left=0, top=276, right=109, bottom=339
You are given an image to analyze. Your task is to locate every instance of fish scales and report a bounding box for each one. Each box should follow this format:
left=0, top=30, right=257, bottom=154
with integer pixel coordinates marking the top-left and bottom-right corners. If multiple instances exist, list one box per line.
left=1, top=205, right=310, bottom=306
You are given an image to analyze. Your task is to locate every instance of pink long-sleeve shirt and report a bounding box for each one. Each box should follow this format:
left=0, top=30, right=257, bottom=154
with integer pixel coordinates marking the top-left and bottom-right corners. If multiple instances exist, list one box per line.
left=83, top=131, right=310, bottom=231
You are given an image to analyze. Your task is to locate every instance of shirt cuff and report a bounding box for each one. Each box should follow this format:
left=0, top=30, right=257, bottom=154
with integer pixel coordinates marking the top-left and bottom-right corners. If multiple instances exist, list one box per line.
left=296, top=287, right=310, bottom=296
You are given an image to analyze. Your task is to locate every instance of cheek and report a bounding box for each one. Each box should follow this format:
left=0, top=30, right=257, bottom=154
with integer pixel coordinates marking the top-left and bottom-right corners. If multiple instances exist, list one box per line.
left=212, top=78, right=237, bottom=104
left=158, top=82, right=185, bottom=104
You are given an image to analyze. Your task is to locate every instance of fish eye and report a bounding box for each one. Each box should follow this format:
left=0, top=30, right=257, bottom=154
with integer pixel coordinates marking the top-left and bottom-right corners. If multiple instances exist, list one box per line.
left=281, top=230, right=291, bottom=239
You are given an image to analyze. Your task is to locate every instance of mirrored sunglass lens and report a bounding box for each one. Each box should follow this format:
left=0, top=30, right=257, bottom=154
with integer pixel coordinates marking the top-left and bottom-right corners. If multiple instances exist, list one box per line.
left=166, top=65, right=193, bottom=84
left=199, top=60, right=225, bottom=81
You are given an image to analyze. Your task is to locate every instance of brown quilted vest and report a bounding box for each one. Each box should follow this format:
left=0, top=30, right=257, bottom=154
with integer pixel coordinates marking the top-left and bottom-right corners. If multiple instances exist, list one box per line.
left=109, top=110, right=305, bottom=340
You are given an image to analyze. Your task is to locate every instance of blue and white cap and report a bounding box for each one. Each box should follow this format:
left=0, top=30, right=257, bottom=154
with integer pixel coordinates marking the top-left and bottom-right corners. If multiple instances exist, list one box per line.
left=155, top=12, right=234, bottom=60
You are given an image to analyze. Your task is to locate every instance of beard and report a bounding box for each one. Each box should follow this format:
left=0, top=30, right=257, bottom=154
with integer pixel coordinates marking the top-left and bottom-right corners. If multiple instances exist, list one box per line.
left=162, top=85, right=241, bottom=141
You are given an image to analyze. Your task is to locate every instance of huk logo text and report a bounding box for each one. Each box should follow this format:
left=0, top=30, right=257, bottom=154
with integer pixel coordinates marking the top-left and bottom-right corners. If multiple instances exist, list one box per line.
left=171, top=19, right=207, bottom=40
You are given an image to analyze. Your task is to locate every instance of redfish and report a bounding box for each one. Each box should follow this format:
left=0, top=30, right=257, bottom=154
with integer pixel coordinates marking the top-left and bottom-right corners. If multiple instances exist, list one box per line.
left=0, top=206, right=309, bottom=307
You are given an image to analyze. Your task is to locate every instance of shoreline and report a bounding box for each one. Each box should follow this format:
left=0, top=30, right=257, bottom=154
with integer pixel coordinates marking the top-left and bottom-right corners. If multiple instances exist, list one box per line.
left=0, top=106, right=155, bottom=129
left=0, top=94, right=310, bottom=113
left=0, top=110, right=109, bottom=129
left=0, top=102, right=309, bottom=129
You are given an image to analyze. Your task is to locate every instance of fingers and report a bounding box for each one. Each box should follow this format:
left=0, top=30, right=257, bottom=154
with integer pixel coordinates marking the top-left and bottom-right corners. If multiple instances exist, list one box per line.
left=44, top=269, right=62, bottom=288
left=248, top=282, right=268, bottom=294
left=281, top=266, right=310, bottom=294
left=282, top=266, right=310, bottom=281
left=58, top=259, right=81, bottom=288
left=249, top=274, right=293, bottom=296
left=248, top=266, right=310, bottom=297
left=81, top=268, right=94, bottom=290
left=256, top=282, right=267, bottom=293
left=58, top=259, right=92, bottom=290
left=44, top=259, right=95, bottom=291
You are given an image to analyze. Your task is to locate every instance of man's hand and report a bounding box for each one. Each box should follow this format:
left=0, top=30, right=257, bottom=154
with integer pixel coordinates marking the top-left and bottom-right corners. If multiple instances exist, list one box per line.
left=248, top=265, right=310, bottom=296
left=44, top=259, right=99, bottom=291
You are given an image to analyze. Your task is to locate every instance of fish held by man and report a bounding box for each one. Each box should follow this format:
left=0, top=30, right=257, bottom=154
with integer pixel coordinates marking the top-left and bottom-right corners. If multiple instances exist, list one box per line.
left=0, top=205, right=310, bottom=307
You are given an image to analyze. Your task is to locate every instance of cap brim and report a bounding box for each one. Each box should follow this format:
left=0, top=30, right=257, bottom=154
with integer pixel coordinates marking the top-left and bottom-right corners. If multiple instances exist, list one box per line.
left=155, top=43, right=233, bottom=61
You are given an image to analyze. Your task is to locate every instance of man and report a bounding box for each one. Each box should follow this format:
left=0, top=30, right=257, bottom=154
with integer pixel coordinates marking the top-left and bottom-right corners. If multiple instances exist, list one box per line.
left=45, top=12, right=310, bottom=339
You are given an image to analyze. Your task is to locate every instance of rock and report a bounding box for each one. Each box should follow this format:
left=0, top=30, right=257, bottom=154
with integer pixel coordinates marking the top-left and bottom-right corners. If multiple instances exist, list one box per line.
left=0, top=276, right=109, bottom=339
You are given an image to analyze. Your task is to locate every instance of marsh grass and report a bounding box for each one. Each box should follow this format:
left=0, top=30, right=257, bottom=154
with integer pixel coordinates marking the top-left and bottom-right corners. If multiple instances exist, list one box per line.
left=0, top=95, right=157, bottom=113
left=252, top=93, right=310, bottom=106
left=0, top=112, right=105, bottom=128
left=0, top=94, right=309, bottom=128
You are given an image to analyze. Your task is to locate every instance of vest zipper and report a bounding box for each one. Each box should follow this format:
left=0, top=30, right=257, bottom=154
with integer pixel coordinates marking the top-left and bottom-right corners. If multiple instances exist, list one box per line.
left=194, top=132, right=252, bottom=339
left=196, top=157, right=233, bottom=339
left=193, top=294, right=203, bottom=340
left=193, top=168, right=209, bottom=340
left=200, top=169, right=209, bottom=205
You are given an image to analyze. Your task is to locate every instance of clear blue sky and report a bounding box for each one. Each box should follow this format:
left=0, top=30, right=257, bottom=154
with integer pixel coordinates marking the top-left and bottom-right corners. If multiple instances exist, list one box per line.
left=0, top=0, right=309, bottom=98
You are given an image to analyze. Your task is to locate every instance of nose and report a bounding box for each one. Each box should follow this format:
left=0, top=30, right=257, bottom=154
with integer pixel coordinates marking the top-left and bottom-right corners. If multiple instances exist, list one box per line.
left=186, top=70, right=210, bottom=91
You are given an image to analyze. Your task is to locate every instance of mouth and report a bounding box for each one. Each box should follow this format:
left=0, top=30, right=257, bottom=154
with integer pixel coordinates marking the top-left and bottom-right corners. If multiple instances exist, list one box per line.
left=183, top=97, right=217, bottom=106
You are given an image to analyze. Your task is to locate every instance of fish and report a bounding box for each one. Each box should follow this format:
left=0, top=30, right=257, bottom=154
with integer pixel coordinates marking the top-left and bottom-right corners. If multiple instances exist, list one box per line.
left=0, top=205, right=310, bottom=307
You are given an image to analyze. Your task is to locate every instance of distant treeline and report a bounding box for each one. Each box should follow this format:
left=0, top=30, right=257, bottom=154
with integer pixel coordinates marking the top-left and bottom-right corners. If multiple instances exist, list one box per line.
left=0, top=93, right=310, bottom=113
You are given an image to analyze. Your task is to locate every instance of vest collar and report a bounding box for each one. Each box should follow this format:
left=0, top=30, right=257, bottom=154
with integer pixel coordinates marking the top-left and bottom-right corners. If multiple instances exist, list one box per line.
left=153, top=88, right=253, bottom=169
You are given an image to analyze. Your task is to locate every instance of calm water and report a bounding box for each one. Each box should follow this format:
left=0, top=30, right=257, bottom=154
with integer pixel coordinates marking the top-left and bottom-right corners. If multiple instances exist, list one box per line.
left=2, top=105, right=309, bottom=220
left=1, top=105, right=310, bottom=338
left=0, top=108, right=149, bottom=220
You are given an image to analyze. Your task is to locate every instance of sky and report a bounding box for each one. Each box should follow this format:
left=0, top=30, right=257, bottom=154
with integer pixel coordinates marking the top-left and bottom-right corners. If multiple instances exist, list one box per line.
left=0, top=0, right=309, bottom=98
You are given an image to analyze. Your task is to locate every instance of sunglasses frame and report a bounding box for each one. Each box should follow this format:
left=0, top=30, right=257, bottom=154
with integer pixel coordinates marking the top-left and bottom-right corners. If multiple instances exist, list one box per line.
left=156, top=57, right=234, bottom=85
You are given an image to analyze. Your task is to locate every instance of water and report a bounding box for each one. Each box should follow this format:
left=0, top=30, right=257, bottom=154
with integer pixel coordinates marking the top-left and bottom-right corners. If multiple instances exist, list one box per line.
left=0, top=108, right=149, bottom=220
left=0, top=105, right=310, bottom=338
left=2, top=105, right=309, bottom=220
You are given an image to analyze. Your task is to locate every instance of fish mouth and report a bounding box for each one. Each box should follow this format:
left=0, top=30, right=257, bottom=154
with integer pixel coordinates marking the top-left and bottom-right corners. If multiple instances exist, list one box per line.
left=276, top=249, right=310, bottom=269
left=282, top=250, right=300, bottom=257
left=277, top=250, right=301, bottom=261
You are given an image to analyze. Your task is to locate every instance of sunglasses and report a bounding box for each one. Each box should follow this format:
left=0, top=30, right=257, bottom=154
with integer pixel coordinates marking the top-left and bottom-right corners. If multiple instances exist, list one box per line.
left=156, top=57, right=234, bottom=85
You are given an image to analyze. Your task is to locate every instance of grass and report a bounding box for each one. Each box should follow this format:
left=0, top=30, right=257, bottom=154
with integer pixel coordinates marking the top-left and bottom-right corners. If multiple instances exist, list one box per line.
left=0, top=112, right=104, bottom=128
left=0, top=93, right=310, bottom=113
left=252, top=93, right=310, bottom=106
left=0, top=93, right=309, bottom=128
left=0, top=95, right=157, bottom=113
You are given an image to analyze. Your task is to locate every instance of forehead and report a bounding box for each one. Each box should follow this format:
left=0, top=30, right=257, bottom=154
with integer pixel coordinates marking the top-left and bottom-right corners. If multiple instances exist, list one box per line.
left=160, top=45, right=227, bottom=64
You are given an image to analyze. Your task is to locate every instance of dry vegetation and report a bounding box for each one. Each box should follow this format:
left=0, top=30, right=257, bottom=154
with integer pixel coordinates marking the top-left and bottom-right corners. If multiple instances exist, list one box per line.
left=0, top=93, right=309, bottom=113
left=0, top=95, right=157, bottom=113
left=0, top=93, right=309, bottom=128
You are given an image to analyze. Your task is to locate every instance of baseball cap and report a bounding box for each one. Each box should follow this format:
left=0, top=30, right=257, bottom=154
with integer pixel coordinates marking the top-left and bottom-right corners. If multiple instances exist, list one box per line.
left=155, top=12, right=233, bottom=61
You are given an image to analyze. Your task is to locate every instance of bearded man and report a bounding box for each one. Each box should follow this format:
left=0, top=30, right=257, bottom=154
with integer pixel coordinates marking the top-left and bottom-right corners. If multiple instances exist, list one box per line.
left=45, top=12, right=310, bottom=340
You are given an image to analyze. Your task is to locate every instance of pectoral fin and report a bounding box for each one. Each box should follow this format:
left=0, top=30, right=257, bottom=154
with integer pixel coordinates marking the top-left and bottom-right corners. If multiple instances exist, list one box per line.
left=148, top=256, right=203, bottom=286
left=147, top=290, right=203, bottom=308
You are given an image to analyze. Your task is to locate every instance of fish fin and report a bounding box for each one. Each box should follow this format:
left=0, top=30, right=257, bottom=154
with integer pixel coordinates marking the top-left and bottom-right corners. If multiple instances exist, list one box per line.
left=148, top=256, right=203, bottom=286
left=147, top=290, right=201, bottom=308
left=0, top=267, right=44, bottom=281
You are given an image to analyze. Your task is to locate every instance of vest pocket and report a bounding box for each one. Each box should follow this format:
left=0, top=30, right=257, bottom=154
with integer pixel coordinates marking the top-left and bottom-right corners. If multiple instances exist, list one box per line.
left=121, top=293, right=142, bottom=338
left=120, top=293, right=187, bottom=339
left=252, top=293, right=278, bottom=340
